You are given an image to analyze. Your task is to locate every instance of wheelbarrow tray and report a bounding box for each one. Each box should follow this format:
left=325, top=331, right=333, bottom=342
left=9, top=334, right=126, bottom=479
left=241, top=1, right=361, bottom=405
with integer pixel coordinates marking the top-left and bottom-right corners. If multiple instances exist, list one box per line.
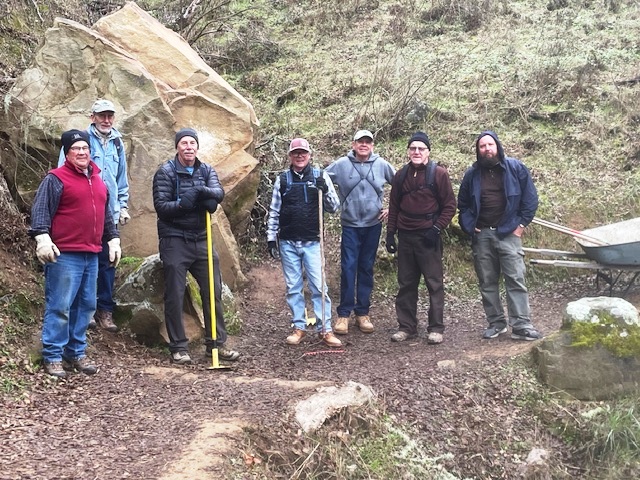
left=575, top=217, right=640, bottom=266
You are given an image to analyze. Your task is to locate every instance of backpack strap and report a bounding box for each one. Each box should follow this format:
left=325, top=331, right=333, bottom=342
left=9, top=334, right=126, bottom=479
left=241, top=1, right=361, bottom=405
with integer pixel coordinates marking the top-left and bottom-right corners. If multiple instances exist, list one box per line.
left=395, top=161, right=440, bottom=220
left=280, top=168, right=321, bottom=196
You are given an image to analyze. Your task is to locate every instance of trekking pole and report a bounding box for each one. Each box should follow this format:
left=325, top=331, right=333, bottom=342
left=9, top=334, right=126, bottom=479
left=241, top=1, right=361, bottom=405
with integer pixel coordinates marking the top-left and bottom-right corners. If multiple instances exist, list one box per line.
left=206, top=212, right=230, bottom=371
left=318, top=188, right=326, bottom=336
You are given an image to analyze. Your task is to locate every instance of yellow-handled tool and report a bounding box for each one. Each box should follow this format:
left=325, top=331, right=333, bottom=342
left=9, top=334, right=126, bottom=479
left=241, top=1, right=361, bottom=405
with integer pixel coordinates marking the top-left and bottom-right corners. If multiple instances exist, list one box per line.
left=206, top=212, right=230, bottom=371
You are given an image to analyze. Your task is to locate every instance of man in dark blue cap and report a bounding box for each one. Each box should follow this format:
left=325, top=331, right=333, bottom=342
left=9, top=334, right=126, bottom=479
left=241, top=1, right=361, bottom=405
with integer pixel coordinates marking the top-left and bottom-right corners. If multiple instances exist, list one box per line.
left=386, top=131, right=456, bottom=345
left=30, top=129, right=121, bottom=377
left=152, top=128, right=240, bottom=365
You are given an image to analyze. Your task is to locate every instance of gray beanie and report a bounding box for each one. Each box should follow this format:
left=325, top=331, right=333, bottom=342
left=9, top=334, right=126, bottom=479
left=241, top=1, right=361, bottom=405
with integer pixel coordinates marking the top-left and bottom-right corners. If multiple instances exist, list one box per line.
left=175, top=128, right=199, bottom=148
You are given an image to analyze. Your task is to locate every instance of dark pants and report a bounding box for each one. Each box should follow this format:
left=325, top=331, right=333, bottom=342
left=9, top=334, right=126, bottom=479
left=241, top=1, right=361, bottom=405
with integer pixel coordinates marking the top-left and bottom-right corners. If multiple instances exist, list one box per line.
left=159, top=236, right=227, bottom=353
left=337, top=224, right=382, bottom=317
left=395, top=230, right=445, bottom=334
left=96, top=234, right=116, bottom=312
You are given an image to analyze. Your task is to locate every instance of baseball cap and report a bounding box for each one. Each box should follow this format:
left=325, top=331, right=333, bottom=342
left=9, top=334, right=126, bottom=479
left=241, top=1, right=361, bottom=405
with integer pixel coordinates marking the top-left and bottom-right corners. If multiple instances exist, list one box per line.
left=91, top=99, right=116, bottom=113
left=353, top=130, right=374, bottom=141
left=288, top=138, right=311, bottom=153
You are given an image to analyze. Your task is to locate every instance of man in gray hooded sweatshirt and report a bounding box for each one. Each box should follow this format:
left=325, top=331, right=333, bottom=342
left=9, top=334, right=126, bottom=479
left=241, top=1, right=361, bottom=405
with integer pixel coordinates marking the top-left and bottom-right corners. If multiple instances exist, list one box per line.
left=325, top=130, right=395, bottom=335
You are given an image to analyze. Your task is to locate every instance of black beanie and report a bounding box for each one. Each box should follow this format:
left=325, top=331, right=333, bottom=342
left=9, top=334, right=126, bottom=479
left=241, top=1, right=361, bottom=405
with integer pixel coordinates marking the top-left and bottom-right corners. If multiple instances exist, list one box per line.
left=407, top=131, right=431, bottom=150
left=61, top=129, right=90, bottom=156
left=175, top=128, right=199, bottom=148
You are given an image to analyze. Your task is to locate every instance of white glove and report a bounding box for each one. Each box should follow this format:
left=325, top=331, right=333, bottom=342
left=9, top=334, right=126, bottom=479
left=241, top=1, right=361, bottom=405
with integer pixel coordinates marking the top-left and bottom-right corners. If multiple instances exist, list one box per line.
left=119, top=207, right=131, bottom=225
left=107, top=237, right=122, bottom=268
left=35, top=234, right=61, bottom=264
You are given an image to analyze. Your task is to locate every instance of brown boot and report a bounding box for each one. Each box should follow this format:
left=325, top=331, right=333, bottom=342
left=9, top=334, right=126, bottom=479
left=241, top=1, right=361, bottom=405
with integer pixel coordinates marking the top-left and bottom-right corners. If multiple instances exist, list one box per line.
left=286, top=329, right=306, bottom=345
left=334, top=317, right=349, bottom=335
left=322, top=332, right=343, bottom=348
left=356, top=315, right=374, bottom=333
left=95, top=309, right=118, bottom=332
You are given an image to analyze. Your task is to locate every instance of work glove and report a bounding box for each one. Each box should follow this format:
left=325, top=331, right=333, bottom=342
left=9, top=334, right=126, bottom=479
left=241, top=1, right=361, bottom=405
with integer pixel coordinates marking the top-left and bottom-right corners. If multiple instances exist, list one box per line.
left=35, top=233, right=60, bottom=264
left=267, top=241, right=280, bottom=260
left=179, top=188, right=200, bottom=210
left=315, top=175, right=328, bottom=193
left=385, top=232, right=397, bottom=254
left=424, top=226, right=441, bottom=249
left=119, top=207, right=131, bottom=225
left=197, top=186, right=216, bottom=200
left=107, top=237, right=122, bottom=268
left=201, top=198, right=218, bottom=213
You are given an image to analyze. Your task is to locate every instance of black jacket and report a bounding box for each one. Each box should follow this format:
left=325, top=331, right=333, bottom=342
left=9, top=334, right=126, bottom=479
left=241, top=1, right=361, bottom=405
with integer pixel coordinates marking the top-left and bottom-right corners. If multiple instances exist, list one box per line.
left=152, top=156, right=224, bottom=239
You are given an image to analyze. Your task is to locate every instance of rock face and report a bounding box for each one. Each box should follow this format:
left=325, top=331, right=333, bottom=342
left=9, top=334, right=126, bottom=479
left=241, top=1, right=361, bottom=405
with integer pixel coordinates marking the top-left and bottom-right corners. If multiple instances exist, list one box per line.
left=534, top=296, right=640, bottom=400
left=115, top=253, right=235, bottom=347
left=0, top=2, right=259, bottom=289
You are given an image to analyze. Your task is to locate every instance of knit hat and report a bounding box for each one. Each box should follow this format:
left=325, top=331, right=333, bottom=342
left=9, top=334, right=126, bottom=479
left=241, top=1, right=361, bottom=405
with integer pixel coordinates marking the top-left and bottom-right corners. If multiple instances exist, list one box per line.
left=175, top=128, right=199, bottom=148
left=407, top=131, right=431, bottom=150
left=61, top=129, right=90, bottom=155
left=288, top=138, right=311, bottom=153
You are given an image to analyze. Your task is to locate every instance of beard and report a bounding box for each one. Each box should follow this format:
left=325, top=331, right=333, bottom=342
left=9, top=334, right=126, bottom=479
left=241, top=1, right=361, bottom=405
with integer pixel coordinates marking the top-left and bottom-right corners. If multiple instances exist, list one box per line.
left=478, top=153, right=499, bottom=168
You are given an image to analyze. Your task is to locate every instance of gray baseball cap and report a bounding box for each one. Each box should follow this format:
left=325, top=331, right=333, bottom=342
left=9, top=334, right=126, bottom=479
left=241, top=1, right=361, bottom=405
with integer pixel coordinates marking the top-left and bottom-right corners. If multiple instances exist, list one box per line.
left=91, top=99, right=116, bottom=113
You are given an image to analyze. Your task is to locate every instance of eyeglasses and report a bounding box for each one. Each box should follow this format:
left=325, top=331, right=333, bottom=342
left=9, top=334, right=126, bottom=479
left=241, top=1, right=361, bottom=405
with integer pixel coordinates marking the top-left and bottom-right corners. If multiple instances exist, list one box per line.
left=290, top=150, right=309, bottom=156
left=408, top=146, right=428, bottom=153
left=69, top=146, right=90, bottom=152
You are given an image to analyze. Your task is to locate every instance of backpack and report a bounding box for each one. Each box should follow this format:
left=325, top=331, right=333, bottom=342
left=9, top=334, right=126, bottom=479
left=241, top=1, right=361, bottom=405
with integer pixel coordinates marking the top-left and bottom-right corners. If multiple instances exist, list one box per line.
left=279, top=167, right=322, bottom=196
left=394, top=160, right=440, bottom=219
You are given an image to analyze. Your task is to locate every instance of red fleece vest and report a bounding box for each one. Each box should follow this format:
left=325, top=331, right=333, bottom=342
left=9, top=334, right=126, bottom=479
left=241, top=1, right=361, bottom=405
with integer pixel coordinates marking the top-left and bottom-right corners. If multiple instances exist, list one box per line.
left=49, top=161, right=108, bottom=253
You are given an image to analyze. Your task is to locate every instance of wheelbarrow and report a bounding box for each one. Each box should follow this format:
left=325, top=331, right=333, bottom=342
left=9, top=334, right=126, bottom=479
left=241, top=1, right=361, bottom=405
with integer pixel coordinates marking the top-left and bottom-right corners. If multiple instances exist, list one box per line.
left=524, top=217, right=640, bottom=296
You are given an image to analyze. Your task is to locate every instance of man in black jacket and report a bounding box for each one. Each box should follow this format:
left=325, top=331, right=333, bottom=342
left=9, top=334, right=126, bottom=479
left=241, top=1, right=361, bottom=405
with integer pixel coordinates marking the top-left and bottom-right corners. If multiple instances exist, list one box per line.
left=152, top=128, right=239, bottom=364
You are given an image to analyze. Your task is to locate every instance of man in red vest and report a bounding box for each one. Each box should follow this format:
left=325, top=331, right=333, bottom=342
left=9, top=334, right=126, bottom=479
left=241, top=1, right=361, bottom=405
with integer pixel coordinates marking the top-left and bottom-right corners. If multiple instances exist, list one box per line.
left=29, top=130, right=121, bottom=378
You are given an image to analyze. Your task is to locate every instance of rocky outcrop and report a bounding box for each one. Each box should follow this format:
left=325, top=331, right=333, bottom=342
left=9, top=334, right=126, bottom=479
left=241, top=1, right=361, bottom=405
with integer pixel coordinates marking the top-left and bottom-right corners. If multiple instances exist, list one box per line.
left=0, top=1, right=259, bottom=289
left=534, top=296, right=640, bottom=400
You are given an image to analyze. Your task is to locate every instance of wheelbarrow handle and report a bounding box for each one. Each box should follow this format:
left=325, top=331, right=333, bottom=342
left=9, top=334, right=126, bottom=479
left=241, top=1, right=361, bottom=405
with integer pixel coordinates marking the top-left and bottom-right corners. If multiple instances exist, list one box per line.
left=531, top=218, right=609, bottom=246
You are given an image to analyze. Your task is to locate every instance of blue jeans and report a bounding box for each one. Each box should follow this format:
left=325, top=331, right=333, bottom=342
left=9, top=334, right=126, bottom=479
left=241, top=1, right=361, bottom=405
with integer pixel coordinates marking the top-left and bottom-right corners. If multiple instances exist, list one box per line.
left=337, top=224, right=381, bottom=317
left=97, top=234, right=116, bottom=312
left=42, top=252, right=98, bottom=362
left=280, top=240, right=332, bottom=333
left=472, top=229, right=533, bottom=330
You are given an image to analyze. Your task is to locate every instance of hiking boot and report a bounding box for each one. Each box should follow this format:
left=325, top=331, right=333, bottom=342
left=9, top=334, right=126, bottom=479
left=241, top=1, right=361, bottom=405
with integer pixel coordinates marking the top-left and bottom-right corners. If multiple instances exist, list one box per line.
left=206, top=346, right=240, bottom=361
left=334, top=317, right=349, bottom=335
left=355, top=315, right=374, bottom=333
left=511, top=328, right=543, bottom=341
left=171, top=351, right=192, bottom=365
left=322, top=332, right=342, bottom=348
left=427, top=332, right=443, bottom=344
left=94, top=309, right=118, bottom=332
left=391, top=330, right=415, bottom=342
left=286, top=329, right=306, bottom=345
left=64, top=356, right=97, bottom=375
left=88, top=317, right=97, bottom=330
left=483, top=325, right=508, bottom=339
left=43, top=361, right=66, bottom=378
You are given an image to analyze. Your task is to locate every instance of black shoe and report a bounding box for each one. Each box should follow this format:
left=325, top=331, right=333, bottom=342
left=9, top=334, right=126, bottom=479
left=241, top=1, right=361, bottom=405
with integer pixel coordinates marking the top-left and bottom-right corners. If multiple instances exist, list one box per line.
left=483, top=325, right=507, bottom=339
left=511, top=328, right=543, bottom=341
left=170, top=351, right=192, bottom=364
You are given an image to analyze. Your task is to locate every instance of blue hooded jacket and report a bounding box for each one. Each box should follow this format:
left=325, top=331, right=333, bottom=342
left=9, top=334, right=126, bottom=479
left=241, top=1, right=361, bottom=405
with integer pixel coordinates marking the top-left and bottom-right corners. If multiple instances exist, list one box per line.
left=457, top=130, right=538, bottom=239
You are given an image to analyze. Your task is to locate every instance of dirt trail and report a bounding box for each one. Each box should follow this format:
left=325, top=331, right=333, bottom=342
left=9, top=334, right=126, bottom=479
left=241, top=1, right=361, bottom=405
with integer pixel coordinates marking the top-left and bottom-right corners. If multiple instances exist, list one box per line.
left=1, top=259, right=607, bottom=479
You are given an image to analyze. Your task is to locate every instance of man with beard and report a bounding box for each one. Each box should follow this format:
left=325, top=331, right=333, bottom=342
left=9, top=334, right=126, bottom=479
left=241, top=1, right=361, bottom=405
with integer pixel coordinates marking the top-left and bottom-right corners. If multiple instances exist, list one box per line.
left=458, top=130, right=542, bottom=341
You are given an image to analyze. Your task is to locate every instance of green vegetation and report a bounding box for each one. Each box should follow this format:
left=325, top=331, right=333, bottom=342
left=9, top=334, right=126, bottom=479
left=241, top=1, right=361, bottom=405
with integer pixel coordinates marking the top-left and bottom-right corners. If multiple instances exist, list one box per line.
left=570, top=314, right=640, bottom=357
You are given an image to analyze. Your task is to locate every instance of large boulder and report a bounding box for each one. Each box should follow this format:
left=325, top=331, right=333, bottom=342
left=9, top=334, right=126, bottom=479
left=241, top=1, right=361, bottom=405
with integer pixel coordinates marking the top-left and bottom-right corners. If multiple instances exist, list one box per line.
left=534, top=296, right=640, bottom=400
left=0, top=1, right=259, bottom=289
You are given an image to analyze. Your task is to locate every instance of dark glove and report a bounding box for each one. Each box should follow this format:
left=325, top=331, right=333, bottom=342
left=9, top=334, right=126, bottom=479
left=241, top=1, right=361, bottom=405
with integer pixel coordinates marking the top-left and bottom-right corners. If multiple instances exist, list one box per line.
left=315, top=175, right=328, bottom=193
left=197, top=186, right=215, bottom=200
left=179, top=188, right=200, bottom=210
left=385, top=232, right=397, bottom=254
left=424, top=226, right=441, bottom=249
left=201, top=198, right=218, bottom=213
left=268, top=241, right=280, bottom=260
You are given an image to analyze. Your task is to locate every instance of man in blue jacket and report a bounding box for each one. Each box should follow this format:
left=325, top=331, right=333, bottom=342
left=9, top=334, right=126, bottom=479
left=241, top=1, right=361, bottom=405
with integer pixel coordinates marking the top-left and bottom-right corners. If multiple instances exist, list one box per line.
left=58, top=99, right=129, bottom=332
left=458, top=131, right=542, bottom=341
